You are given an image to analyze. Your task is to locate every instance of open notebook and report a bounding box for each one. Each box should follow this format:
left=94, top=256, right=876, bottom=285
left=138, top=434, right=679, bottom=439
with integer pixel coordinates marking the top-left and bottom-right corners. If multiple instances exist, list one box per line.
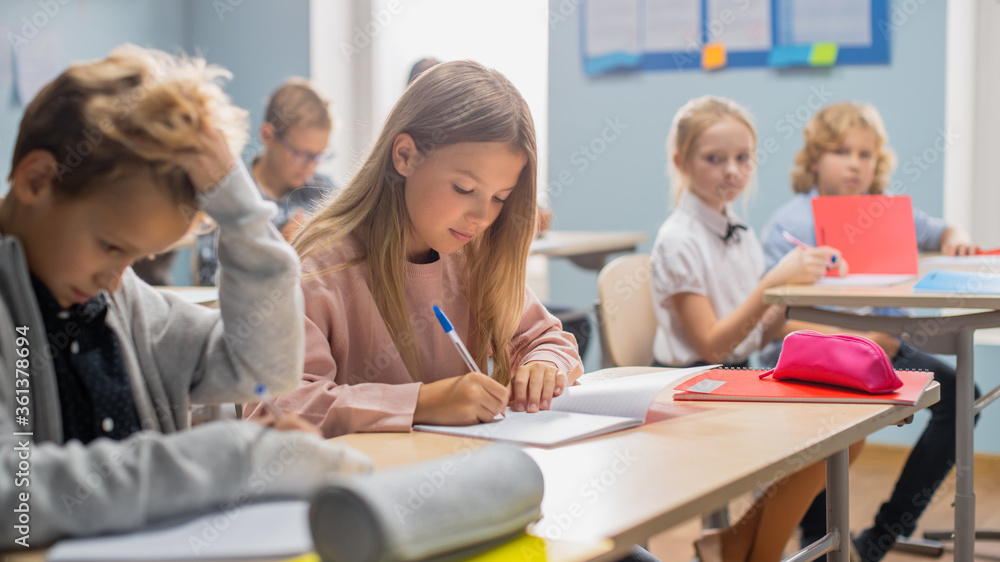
left=414, top=365, right=714, bottom=447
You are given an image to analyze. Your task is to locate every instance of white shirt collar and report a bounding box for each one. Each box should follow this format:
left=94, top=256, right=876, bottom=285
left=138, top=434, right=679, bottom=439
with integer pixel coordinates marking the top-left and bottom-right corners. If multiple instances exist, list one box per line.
left=678, top=193, right=748, bottom=241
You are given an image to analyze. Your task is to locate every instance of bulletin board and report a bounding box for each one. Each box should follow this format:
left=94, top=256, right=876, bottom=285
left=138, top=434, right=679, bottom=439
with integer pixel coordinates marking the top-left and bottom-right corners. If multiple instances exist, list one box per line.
left=581, top=0, right=889, bottom=75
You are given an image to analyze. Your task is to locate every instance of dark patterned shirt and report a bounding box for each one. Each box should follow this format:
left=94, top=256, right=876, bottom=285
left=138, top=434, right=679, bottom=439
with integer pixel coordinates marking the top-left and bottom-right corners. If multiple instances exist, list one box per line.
left=31, top=276, right=141, bottom=443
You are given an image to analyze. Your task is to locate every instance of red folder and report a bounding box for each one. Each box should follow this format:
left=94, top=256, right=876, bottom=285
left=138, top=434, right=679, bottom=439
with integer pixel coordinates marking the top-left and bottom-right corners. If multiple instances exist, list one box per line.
left=673, top=368, right=934, bottom=405
left=812, top=195, right=919, bottom=275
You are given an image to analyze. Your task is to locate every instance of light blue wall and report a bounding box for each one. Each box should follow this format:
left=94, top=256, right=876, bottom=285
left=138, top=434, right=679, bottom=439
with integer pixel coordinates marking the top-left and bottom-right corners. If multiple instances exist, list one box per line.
left=0, top=0, right=311, bottom=190
left=175, top=0, right=311, bottom=285
left=185, top=0, right=311, bottom=154
left=0, top=0, right=187, bottom=188
left=547, top=0, right=1000, bottom=453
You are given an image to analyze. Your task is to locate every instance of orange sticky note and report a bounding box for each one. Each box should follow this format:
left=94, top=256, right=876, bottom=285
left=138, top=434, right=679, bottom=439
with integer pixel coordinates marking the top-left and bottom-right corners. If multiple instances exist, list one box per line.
left=701, top=42, right=726, bottom=70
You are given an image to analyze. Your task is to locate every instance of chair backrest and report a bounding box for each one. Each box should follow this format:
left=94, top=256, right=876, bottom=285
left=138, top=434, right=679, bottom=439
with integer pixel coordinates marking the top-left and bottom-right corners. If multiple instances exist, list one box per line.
left=597, top=253, right=657, bottom=367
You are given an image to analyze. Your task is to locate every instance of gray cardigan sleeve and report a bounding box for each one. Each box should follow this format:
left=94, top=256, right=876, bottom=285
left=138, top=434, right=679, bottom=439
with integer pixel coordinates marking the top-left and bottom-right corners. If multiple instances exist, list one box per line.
left=0, top=414, right=371, bottom=547
left=121, top=164, right=306, bottom=404
left=0, top=164, right=372, bottom=549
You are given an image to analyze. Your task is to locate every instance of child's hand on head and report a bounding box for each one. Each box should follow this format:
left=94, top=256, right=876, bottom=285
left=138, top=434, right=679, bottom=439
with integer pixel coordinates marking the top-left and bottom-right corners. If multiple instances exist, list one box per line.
left=173, top=126, right=237, bottom=192
left=509, top=361, right=566, bottom=413
left=414, top=373, right=508, bottom=426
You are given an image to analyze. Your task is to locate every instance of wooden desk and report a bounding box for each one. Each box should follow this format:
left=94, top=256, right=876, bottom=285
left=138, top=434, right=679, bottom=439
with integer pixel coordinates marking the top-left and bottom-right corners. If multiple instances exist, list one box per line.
left=530, top=231, right=647, bottom=271
left=765, top=275, right=1000, bottom=560
left=335, top=368, right=940, bottom=561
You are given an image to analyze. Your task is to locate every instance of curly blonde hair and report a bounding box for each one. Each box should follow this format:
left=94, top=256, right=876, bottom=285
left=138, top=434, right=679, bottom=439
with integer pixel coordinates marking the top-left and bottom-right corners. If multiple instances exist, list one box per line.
left=791, top=102, right=896, bottom=194
left=10, top=44, right=248, bottom=208
left=666, top=95, right=757, bottom=206
left=294, top=61, right=537, bottom=385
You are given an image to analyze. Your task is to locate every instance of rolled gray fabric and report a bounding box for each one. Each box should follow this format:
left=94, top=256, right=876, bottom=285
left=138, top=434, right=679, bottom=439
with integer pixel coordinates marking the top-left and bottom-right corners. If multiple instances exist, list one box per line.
left=310, top=445, right=543, bottom=562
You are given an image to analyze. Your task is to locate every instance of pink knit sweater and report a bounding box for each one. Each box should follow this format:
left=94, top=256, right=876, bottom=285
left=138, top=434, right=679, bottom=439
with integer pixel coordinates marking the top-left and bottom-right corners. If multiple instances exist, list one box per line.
left=246, top=235, right=583, bottom=437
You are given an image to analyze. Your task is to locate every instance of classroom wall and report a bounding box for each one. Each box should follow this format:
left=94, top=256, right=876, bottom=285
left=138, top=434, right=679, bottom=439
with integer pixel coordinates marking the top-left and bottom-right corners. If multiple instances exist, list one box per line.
left=547, top=0, right=1000, bottom=453
left=0, top=0, right=311, bottom=187
left=0, top=0, right=187, bottom=189
left=185, top=0, right=311, bottom=160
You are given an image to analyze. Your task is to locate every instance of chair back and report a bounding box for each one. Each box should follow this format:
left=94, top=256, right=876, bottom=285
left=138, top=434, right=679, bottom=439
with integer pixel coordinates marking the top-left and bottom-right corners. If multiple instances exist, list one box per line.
left=596, top=254, right=656, bottom=367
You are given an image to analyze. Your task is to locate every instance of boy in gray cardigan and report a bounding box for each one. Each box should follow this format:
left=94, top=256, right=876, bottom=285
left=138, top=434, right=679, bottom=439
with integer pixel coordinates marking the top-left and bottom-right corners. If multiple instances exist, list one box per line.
left=0, top=45, right=370, bottom=549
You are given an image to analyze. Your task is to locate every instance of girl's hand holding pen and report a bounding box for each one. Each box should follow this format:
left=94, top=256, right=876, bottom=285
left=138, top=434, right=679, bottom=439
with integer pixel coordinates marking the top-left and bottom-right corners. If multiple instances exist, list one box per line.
left=772, top=230, right=848, bottom=281
left=765, top=245, right=847, bottom=286
left=414, top=374, right=508, bottom=425
left=510, top=361, right=566, bottom=413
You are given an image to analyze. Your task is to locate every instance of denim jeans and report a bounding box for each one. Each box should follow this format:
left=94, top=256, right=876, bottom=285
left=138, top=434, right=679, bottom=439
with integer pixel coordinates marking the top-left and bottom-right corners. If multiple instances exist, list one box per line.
left=800, top=341, right=981, bottom=561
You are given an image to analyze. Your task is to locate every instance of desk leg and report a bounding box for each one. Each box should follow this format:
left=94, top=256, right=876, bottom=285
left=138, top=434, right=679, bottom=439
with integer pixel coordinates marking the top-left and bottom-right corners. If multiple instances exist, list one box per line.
left=955, top=328, right=976, bottom=560
left=828, top=448, right=850, bottom=562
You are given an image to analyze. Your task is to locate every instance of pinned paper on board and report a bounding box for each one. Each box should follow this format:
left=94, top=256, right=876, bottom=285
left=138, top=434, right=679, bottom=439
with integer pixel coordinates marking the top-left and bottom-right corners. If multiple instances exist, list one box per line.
left=812, top=195, right=919, bottom=275
left=583, top=0, right=642, bottom=75
left=768, top=44, right=811, bottom=67
left=701, top=42, right=727, bottom=70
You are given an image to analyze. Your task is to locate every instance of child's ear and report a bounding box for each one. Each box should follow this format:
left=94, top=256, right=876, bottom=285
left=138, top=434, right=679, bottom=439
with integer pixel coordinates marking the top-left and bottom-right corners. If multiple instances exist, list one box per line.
left=10, top=150, right=58, bottom=205
left=391, top=133, right=418, bottom=177
left=672, top=152, right=685, bottom=174
left=260, top=123, right=275, bottom=146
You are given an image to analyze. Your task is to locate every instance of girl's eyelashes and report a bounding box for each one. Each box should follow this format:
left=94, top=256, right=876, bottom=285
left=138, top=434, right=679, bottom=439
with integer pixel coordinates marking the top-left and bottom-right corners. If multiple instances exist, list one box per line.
left=99, top=241, right=121, bottom=254
left=454, top=184, right=508, bottom=203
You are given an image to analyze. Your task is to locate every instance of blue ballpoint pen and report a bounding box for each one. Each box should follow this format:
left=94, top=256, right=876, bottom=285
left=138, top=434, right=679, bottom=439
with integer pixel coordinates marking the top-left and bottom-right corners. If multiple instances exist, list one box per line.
left=254, top=383, right=284, bottom=423
left=432, top=305, right=483, bottom=375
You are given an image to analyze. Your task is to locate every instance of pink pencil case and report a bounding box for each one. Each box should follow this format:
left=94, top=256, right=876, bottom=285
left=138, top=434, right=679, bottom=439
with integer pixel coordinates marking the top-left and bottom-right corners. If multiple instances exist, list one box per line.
left=760, top=331, right=903, bottom=394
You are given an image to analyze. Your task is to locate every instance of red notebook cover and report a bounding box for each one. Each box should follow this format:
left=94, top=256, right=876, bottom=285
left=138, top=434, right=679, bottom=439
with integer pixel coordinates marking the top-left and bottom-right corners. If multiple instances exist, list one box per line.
left=812, top=194, right=919, bottom=275
left=673, top=368, right=934, bottom=405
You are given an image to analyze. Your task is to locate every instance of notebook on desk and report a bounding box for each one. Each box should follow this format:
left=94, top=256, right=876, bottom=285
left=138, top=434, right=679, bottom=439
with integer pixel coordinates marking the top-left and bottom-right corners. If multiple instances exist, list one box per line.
left=913, top=269, right=1000, bottom=294
left=47, top=500, right=311, bottom=561
left=812, top=195, right=919, bottom=275
left=673, top=368, right=934, bottom=405
left=414, top=365, right=714, bottom=447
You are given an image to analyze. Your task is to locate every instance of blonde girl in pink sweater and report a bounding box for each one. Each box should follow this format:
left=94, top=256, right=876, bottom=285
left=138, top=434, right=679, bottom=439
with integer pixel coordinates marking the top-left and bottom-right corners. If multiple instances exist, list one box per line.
left=246, top=61, right=583, bottom=437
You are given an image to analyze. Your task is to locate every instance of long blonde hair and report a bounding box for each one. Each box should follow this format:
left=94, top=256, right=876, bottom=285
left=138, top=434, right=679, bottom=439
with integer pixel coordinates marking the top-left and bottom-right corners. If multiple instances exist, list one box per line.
left=666, top=95, right=757, bottom=206
left=791, top=101, right=896, bottom=194
left=295, top=61, right=537, bottom=385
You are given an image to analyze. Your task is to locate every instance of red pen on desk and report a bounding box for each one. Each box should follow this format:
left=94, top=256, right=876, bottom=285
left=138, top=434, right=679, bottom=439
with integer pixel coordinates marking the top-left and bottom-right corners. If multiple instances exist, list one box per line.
left=975, top=248, right=1000, bottom=256
left=782, top=231, right=839, bottom=270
